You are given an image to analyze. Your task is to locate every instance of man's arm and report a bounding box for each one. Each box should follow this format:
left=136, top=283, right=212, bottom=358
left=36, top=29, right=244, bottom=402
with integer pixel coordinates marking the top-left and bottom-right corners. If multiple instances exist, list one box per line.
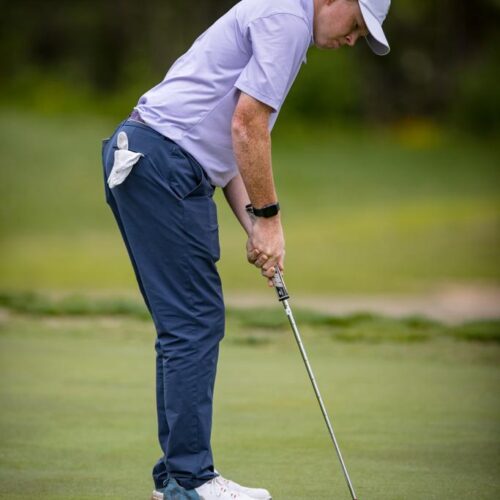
left=223, top=173, right=277, bottom=286
left=231, top=91, right=285, bottom=279
left=222, top=173, right=253, bottom=236
left=232, top=93, right=277, bottom=207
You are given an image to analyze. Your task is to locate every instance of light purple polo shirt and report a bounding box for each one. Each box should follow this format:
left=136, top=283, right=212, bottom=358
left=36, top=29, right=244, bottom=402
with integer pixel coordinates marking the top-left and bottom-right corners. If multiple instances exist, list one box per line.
left=134, top=0, right=314, bottom=187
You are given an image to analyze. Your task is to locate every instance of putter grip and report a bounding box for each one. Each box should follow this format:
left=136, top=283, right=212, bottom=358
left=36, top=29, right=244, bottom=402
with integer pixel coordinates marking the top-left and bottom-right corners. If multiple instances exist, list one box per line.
left=273, top=266, right=290, bottom=301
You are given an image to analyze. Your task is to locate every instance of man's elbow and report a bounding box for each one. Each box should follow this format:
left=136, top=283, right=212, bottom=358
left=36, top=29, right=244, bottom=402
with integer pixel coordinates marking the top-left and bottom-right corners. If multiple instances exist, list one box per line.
left=232, top=111, right=270, bottom=145
left=232, top=94, right=272, bottom=143
left=231, top=113, right=250, bottom=143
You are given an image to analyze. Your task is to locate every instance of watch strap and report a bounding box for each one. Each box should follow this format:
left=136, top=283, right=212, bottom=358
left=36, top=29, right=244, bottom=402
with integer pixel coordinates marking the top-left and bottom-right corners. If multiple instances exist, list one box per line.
left=248, top=202, right=280, bottom=218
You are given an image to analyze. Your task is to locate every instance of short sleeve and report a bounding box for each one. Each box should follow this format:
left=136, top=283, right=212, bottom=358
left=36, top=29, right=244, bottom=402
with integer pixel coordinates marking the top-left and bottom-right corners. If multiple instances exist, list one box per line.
left=234, top=14, right=310, bottom=111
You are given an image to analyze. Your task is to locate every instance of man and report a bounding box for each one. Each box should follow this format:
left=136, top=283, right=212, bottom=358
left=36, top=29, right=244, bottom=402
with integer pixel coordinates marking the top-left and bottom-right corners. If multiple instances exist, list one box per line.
left=101, top=0, right=391, bottom=499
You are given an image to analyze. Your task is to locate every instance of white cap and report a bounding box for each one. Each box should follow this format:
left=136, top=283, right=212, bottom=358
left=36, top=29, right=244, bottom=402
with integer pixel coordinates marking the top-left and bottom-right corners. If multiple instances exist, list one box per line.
left=359, top=0, right=391, bottom=56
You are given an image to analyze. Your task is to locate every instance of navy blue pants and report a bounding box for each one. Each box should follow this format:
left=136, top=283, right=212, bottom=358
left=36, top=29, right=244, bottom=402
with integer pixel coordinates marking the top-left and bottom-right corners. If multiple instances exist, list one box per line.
left=101, top=119, right=224, bottom=490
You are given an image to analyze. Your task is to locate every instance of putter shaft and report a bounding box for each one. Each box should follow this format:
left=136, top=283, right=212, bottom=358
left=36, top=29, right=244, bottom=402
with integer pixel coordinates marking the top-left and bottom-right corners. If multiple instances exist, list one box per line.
left=273, top=268, right=358, bottom=500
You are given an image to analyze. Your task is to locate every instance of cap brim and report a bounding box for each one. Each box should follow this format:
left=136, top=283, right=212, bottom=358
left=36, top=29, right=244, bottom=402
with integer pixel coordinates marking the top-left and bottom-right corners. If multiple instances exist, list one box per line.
left=359, top=3, right=390, bottom=56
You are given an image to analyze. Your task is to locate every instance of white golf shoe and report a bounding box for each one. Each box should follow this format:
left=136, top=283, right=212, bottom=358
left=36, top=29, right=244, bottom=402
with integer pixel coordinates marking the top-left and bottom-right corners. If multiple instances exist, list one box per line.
left=215, top=474, right=272, bottom=500
left=195, top=476, right=256, bottom=499
left=151, top=474, right=272, bottom=500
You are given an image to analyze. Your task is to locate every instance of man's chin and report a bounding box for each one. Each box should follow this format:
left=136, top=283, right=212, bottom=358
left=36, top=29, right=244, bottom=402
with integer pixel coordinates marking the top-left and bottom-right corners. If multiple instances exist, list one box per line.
left=315, top=40, right=341, bottom=50
left=313, top=34, right=341, bottom=49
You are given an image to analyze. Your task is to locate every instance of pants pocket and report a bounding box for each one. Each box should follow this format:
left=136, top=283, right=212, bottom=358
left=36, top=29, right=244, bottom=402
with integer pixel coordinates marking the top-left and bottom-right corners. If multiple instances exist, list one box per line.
left=208, top=199, right=220, bottom=263
left=107, top=131, right=144, bottom=188
left=168, top=146, right=210, bottom=200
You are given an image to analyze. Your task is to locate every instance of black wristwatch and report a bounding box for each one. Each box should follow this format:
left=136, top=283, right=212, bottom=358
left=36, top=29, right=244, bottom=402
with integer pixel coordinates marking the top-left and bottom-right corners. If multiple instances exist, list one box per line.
left=245, top=202, right=280, bottom=218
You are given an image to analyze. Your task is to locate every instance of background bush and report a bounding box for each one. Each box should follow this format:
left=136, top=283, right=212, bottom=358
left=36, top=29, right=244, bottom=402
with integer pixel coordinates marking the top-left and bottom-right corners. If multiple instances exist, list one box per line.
left=1, top=0, right=499, bottom=133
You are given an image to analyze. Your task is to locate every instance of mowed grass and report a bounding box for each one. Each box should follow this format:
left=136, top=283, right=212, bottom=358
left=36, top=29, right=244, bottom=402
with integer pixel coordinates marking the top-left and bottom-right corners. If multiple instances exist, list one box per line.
left=0, top=297, right=499, bottom=500
left=1, top=110, right=499, bottom=292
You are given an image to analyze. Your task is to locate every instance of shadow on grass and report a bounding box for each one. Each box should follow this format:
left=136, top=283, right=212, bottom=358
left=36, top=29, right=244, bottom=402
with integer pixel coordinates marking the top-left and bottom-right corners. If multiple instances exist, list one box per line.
left=1, top=290, right=499, bottom=344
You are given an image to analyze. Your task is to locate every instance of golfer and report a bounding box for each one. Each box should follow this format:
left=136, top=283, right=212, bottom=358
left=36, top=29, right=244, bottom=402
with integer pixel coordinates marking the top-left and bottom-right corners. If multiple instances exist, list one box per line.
left=101, top=1, right=390, bottom=498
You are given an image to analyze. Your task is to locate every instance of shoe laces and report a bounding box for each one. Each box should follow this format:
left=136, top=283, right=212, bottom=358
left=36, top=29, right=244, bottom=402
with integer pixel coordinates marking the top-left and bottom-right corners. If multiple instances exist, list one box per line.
left=210, top=476, right=240, bottom=498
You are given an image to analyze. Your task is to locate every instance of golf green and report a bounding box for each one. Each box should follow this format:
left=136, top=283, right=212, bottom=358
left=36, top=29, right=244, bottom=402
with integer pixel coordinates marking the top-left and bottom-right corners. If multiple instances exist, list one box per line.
left=0, top=309, right=498, bottom=499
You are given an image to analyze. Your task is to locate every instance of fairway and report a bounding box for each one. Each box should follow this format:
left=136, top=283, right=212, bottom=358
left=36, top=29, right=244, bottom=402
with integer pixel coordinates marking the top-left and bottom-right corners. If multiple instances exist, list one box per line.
left=1, top=110, right=499, bottom=293
left=1, top=301, right=499, bottom=500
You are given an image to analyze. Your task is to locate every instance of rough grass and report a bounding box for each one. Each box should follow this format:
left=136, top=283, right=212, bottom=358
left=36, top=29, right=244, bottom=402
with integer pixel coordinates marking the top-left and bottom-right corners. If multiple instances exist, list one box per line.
left=0, top=308, right=499, bottom=499
left=1, top=290, right=499, bottom=344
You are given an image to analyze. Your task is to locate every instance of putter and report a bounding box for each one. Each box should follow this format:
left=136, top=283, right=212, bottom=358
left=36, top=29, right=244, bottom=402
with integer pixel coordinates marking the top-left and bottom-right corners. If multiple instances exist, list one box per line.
left=244, top=203, right=358, bottom=498
left=272, top=266, right=359, bottom=500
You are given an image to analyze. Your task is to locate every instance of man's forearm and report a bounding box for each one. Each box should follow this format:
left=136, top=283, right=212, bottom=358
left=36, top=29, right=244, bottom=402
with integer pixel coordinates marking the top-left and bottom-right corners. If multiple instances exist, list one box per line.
left=232, top=111, right=278, bottom=210
left=222, top=173, right=253, bottom=236
left=230, top=92, right=285, bottom=279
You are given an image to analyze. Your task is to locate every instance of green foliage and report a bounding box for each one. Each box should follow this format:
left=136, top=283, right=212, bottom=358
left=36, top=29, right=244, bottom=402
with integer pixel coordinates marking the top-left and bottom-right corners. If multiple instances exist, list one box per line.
left=1, top=0, right=499, bottom=131
left=448, top=320, right=500, bottom=343
left=450, top=40, right=500, bottom=134
left=285, top=49, right=364, bottom=122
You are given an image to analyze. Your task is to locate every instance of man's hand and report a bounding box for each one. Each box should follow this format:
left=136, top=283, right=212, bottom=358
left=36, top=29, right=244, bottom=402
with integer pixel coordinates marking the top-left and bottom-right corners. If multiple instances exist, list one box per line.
left=247, top=216, right=285, bottom=287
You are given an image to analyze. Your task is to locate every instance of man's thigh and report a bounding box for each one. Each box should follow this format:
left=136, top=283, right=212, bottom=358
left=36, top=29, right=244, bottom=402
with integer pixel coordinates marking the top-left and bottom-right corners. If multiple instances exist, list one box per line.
left=102, top=121, right=224, bottom=338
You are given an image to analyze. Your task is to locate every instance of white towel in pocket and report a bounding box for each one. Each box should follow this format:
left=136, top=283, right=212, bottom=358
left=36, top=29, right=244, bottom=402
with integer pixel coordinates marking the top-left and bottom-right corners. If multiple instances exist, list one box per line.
left=107, top=131, right=144, bottom=188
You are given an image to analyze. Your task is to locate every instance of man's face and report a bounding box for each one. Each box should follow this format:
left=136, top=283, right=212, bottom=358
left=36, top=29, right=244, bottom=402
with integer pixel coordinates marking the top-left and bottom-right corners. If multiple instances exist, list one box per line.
left=313, top=0, right=369, bottom=50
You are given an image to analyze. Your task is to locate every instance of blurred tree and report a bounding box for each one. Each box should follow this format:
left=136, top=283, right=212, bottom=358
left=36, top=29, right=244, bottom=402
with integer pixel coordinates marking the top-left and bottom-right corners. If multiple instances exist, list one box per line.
left=0, top=0, right=498, bottom=132
left=357, top=0, right=500, bottom=131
